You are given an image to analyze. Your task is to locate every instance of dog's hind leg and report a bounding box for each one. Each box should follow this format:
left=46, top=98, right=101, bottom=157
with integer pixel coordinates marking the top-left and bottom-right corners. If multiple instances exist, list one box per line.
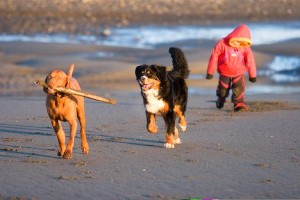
left=165, top=134, right=175, bottom=148
left=163, top=111, right=178, bottom=148
left=51, top=119, right=66, bottom=157
left=63, top=119, right=77, bottom=159
left=174, top=126, right=182, bottom=144
left=77, top=101, right=89, bottom=155
left=174, top=105, right=187, bottom=132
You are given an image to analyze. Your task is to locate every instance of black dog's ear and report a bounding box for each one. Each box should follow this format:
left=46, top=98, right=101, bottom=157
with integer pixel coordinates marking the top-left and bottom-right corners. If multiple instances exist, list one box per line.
left=155, top=65, right=167, bottom=82
left=135, top=65, right=145, bottom=79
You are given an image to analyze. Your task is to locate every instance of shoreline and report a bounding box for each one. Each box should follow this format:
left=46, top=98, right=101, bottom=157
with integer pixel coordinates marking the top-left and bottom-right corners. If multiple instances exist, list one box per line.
left=1, top=35, right=300, bottom=97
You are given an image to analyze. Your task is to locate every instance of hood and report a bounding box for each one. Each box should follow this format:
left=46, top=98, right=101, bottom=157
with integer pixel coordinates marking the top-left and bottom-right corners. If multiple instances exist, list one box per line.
left=226, top=24, right=252, bottom=48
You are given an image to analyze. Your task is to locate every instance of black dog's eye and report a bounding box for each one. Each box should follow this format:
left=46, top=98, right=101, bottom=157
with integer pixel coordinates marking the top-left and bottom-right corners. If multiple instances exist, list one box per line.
left=146, top=70, right=151, bottom=75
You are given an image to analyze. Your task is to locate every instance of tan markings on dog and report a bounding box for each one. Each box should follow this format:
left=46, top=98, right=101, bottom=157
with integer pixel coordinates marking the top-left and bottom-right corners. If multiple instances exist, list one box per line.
left=44, top=64, right=89, bottom=159
left=148, top=113, right=158, bottom=133
left=166, top=134, right=174, bottom=144
left=151, top=79, right=160, bottom=90
left=165, top=134, right=175, bottom=149
left=174, top=105, right=187, bottom=131
left=160, top=101, right=170, bottom=114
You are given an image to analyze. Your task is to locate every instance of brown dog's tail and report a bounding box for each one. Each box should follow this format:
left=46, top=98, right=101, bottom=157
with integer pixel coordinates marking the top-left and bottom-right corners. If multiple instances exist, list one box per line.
left=67, top=64, right=75, bottom=78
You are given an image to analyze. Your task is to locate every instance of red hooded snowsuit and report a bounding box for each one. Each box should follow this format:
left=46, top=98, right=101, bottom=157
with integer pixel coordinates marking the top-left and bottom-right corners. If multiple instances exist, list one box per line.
left=207, top=24, right=256, bottom=78
left=206, top=24, right=257, bottom=111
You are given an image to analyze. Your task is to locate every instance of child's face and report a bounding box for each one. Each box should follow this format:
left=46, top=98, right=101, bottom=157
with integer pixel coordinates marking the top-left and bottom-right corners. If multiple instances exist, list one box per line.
left=232, top=40, right=241, bottom=47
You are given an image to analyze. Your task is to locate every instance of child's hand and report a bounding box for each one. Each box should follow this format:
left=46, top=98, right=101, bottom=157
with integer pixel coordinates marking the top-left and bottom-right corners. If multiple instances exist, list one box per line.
left=206, top=74, right=213, bottom=80
left=249, top=77, right=256, bottom=82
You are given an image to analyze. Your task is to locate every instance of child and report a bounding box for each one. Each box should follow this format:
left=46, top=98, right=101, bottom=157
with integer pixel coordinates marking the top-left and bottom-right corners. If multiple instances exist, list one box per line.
left=206, top=24, right=257, bottom=111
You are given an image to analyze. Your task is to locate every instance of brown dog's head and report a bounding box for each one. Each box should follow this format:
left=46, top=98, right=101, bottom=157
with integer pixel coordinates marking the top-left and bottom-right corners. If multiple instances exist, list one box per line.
left=43, top=70, right=70, bottom=94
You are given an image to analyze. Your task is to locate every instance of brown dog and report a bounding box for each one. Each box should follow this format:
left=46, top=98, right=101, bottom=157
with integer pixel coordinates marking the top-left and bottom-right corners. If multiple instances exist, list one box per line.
left=43, top=64, right=89, bottom=159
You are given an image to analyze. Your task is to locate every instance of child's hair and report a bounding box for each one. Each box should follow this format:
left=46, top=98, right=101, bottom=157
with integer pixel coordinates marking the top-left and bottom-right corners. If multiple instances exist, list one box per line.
left=229, top=38, right=252, bottom=48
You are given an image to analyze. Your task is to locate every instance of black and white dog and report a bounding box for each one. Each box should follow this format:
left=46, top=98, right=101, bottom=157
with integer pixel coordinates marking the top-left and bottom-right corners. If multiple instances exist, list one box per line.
left=135, top=47, right=189, bottom=148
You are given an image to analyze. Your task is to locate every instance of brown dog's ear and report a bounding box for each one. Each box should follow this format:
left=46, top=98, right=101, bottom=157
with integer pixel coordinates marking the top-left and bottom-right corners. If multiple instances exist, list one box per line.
left=43, top=76, right=49, bottom=93
left=65, top=76, right=71, bottom=88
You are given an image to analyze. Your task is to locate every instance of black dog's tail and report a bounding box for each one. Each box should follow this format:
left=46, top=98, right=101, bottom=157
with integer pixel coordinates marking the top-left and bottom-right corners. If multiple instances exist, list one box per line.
left=169, top=47, right=189, bottom=79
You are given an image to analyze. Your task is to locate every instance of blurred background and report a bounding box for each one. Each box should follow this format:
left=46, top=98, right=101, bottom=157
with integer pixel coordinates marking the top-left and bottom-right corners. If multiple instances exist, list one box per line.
left=1, top=0, right=300, bottom=34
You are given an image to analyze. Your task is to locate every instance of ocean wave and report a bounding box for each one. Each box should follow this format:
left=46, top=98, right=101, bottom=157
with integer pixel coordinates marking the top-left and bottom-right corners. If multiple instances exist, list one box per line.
left=1, top=22, right=300, bottom=49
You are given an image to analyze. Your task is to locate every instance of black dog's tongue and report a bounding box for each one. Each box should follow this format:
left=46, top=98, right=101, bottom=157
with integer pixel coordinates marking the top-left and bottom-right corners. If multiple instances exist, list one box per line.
left=142, top=83, right=153, bottom=91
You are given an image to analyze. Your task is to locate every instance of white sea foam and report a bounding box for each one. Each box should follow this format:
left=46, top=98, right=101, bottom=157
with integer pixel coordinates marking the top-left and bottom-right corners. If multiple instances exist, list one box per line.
left=1, top=22, right=300, bottom=48
left=258, top=56, right=300, bottom=83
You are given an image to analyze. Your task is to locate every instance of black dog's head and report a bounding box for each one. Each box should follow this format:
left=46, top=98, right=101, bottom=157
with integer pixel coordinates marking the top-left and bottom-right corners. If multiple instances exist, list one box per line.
left=135, top=64, right=167, bottom=91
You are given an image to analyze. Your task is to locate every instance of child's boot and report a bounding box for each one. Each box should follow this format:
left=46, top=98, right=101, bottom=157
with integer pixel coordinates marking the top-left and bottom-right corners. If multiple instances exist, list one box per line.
left=216, top=97, right=226, bottom=109
left=234, top=102, right=248, bottom=112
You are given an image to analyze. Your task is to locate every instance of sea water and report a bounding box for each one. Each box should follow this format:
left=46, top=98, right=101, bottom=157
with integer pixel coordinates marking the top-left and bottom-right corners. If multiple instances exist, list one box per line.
left=1, top=22, right=300, bottom=48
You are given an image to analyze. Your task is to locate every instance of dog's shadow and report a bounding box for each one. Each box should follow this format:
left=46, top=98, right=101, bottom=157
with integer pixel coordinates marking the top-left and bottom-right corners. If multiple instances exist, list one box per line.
left=0, top=123, right=58, bottom=159
left=0, top=123, right=53, bottom=136
left=89, top=133, right=165, bottom=148
left=0, top=123, right=165, bottom=160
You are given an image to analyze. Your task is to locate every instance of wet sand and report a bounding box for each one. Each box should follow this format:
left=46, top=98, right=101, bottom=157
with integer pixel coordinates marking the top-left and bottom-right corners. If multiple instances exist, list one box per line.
left=1, top=37, right=300, bottom=96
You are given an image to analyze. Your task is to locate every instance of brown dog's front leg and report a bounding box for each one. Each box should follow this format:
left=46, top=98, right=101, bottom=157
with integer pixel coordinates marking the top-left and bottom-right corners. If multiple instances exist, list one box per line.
left=63, top=120, right=77, bottom=159
left=51, top=119, right=66, bottom=157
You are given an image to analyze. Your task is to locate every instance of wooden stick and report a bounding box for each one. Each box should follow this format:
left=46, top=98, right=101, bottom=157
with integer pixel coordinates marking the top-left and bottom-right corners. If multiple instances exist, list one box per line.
left=34, top=80, right=117, bottom=105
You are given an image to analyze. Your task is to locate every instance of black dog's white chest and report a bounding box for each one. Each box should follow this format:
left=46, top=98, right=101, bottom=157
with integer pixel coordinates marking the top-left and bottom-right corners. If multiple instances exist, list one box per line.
left=143, top=89, right=165, bottom=115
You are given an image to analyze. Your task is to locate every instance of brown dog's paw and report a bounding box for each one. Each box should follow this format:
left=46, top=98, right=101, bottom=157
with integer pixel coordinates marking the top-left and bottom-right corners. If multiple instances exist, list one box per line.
left=57, top=147, right=66, bottom=157
left=81, top=142, right=89, bottom=154
left=62, top=150, right=72, bottom=159
left=57, top=151, right=63, bottom=157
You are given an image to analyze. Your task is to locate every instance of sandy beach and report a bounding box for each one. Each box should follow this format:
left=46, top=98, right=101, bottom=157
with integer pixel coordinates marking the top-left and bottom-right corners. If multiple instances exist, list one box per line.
left=1, top=0, right=300, bottom=199
left=1, top=38, right=300, bottom=200
left=1, top=93, right=300, bottom=199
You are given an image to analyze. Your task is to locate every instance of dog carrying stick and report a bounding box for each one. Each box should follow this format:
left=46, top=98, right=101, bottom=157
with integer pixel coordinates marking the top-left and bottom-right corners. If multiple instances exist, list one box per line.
left=34, top=80, right=117, bottom=105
